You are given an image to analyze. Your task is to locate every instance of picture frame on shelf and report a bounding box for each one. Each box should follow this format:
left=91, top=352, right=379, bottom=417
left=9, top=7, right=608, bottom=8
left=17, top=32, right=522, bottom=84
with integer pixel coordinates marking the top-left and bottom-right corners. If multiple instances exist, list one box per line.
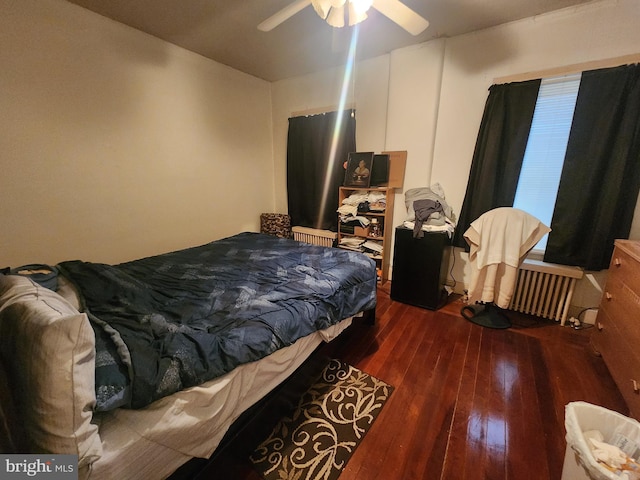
left=370, top=154, right=390, bottom=186
left=344, top=152, right=374, bottom=188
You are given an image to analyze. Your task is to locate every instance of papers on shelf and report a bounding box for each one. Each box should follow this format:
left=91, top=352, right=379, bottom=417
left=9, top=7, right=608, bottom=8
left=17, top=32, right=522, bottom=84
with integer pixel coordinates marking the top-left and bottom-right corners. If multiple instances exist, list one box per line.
left=338, top=237, right=383, bottom=257
left=338, top=237, right=364, bottom=251
left=362, top=240, right=383, bottom=253
left=339, top=215, right=371, bottom=226
left=339, top=237, right=364, bottom=246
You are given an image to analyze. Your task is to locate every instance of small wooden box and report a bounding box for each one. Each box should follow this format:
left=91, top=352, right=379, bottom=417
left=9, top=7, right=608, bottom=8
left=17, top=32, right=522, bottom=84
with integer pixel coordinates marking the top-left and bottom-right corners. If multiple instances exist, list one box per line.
left=355, top=225, right=370, bottom=237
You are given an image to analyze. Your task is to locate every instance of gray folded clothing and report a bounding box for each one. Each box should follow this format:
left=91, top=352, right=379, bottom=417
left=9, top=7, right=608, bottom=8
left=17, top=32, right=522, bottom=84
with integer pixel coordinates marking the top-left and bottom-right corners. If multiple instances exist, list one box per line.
left=413, top=199, right=444, bottom=238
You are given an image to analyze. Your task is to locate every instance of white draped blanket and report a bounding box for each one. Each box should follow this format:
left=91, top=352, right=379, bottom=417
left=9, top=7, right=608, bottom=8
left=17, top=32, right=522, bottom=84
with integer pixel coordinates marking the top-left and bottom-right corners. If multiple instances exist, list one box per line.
left=464, top=208, right=550, bottom=308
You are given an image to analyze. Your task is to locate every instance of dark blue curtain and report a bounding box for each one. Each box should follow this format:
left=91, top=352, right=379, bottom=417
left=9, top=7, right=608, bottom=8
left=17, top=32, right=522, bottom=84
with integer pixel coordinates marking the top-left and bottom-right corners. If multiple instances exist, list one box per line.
left=544, top=64, right=640, bottom=270
left=287, top=110, right=356, bottom=231
left=452, top=80, right=541, bottom=249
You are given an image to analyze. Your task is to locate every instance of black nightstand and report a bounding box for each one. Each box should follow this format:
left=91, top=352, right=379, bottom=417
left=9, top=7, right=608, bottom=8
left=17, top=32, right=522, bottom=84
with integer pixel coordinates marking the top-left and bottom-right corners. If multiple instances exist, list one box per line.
left=390, top=227, right=450, bottom=310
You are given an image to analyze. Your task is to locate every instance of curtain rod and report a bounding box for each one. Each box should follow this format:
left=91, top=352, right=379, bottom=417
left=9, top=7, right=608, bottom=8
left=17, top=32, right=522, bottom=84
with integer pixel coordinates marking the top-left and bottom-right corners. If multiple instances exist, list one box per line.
left=494, top=53, right=640, bottom=84
left=291, top=103, right=356, bottom=118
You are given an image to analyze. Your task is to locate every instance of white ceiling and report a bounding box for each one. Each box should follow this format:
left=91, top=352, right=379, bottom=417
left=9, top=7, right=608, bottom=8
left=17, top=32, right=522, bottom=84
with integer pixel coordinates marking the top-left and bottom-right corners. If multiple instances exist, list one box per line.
left=66, top=0, right=596, bottom=82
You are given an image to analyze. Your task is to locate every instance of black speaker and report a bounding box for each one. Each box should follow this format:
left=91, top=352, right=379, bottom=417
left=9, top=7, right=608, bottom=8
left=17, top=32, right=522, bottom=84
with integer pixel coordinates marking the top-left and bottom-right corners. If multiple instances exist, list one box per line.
left=370, top=154, right=389, bottom=186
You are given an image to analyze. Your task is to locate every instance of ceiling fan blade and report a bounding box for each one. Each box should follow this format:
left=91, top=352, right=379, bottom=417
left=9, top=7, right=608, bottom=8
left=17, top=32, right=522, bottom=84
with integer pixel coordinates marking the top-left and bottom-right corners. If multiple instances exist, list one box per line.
left=258, top=0, right=312, bottom=32
left=371, top=0, right=429, bottom=35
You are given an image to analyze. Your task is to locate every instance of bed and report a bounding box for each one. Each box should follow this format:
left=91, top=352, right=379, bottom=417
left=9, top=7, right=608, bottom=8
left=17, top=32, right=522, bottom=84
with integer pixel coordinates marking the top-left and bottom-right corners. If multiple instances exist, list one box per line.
left=0, top=232, right=377, bottom=479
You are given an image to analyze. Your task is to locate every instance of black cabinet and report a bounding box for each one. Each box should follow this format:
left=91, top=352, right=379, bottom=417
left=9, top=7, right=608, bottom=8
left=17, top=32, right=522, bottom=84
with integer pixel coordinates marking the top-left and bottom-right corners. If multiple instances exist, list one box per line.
left=390, top=227, right=450, bottom=310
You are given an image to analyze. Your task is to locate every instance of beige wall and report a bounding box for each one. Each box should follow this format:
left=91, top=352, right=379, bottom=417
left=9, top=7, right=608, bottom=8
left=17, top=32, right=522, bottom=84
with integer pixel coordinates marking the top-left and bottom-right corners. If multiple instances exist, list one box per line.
left=0, top=0, right=274, bottom=266
left=271, top=0, right=640, bottom=311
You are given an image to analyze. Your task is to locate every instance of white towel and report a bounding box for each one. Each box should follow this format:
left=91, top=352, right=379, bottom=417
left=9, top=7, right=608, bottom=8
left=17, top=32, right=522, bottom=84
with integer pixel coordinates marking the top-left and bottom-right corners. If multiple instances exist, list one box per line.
left=464, top=208, right=550, bottom=308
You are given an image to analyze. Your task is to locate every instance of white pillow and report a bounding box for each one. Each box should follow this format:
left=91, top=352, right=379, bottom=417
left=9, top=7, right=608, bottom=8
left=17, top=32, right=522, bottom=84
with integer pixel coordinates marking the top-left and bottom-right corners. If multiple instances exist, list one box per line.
left=0, top=275, right=102, bottom=467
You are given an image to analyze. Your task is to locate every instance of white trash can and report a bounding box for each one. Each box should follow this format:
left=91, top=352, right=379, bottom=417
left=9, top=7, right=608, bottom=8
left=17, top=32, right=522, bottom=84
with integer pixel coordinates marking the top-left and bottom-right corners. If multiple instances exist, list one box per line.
left=562, top=401, right=640, bottom=480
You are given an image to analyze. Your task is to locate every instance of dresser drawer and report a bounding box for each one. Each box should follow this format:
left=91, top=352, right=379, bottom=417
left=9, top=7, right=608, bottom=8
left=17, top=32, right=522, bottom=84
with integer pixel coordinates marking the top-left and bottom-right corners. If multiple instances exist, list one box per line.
left=599, top=279, right=640, bottom=341
left=608, top=244, right=640, bottom=295
left=593, top=307, right=640, bottom=418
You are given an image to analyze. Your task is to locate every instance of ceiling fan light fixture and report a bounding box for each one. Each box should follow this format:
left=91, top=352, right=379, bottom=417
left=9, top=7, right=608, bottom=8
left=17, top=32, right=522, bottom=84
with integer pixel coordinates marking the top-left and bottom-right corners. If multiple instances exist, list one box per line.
left=311, top=0, right=332, bottom=19
left=348, top=10, right=367, bottom=26
left=326, top=4, right=345, bottom=27
left=350, top=0, right=373, bottom=15
left=348, top=1, right=369, bottom=26
left=259, top=0, right=428, bottom=36
left=314, top=0, right=372, bottom=28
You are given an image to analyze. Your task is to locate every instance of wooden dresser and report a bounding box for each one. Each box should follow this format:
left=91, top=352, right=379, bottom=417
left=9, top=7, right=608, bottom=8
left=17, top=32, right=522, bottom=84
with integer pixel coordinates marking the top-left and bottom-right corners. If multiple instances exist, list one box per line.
left=592, top=240, right=640, bottom=418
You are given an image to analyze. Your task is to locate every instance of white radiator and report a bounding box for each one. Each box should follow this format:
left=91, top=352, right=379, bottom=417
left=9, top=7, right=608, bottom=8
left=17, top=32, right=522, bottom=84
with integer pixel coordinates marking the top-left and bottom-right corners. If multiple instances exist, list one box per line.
left=508, top=259, right=583, bottom=326
left=292, top=226, right=337, bottom=247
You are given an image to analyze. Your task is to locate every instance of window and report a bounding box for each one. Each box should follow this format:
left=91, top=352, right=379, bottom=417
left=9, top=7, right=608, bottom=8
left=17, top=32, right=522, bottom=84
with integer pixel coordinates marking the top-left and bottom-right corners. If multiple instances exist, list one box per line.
left=454, top=64, right=640, bottom=270
left=512, top=73, right=581, bottom=251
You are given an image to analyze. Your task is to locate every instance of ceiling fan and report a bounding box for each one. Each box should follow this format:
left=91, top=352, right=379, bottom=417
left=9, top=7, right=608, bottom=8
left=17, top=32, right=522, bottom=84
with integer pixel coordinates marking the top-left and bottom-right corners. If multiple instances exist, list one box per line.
left=258, top=0, right=429, bottom=36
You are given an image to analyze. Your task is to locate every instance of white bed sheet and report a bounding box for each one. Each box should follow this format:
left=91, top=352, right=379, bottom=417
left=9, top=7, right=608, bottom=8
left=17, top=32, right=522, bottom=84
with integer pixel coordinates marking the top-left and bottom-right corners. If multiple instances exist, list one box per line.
left=82, top=317, right=353, bottom=480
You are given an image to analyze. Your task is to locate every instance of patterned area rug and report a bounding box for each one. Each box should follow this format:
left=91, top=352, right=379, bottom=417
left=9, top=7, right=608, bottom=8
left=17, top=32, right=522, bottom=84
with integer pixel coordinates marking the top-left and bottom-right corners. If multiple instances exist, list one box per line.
left=251, top=359, right=393, bottom=480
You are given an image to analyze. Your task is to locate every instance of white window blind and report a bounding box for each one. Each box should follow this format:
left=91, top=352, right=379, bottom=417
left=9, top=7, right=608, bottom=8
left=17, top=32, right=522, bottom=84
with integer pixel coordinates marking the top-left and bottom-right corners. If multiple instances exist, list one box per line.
left=513, top=73, right=582, bottom=251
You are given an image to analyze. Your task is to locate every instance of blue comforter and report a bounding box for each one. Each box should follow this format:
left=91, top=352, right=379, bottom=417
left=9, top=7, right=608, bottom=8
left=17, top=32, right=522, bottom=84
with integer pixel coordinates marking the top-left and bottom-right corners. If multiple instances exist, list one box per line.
left=57, top=232, right=377, bottom=410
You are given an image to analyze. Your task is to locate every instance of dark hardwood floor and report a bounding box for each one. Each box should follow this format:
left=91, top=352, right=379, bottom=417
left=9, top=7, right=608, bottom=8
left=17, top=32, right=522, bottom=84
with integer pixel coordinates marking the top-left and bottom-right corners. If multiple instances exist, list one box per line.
left=196, top=282, right=629, bottom=480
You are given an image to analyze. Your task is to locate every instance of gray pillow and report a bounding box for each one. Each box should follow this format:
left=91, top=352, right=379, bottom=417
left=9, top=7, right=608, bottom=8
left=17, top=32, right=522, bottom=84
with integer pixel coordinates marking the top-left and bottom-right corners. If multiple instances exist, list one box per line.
left=0, top=275, right=102, bottom=467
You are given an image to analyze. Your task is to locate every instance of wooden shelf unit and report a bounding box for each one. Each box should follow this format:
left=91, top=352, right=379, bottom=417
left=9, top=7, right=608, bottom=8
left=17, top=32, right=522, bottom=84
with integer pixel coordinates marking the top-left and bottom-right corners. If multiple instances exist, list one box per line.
left=337, top=186, right=395, bottom=283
